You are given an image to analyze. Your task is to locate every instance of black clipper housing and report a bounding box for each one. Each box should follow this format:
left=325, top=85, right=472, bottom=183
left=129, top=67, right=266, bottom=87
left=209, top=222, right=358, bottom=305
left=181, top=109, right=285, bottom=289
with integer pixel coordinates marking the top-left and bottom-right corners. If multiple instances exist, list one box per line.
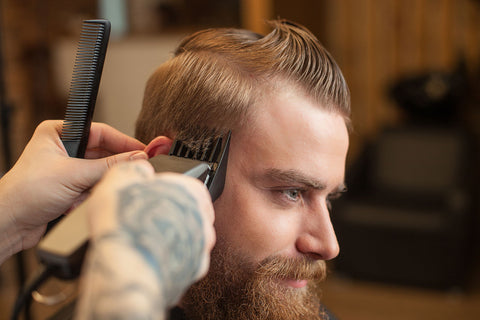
left=148, top=131, right=231, bottom=202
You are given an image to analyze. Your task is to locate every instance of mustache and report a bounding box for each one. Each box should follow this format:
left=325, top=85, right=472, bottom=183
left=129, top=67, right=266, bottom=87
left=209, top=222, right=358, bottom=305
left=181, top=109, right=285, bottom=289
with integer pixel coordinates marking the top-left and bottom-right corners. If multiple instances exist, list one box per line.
left=254, top=255, right=326, bottom=282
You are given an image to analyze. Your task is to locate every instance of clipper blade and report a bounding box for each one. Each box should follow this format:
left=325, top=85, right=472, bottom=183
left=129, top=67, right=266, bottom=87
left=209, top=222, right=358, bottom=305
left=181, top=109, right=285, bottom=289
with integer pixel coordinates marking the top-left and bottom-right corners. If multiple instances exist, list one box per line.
left=148, top=131, right=231, bottom=201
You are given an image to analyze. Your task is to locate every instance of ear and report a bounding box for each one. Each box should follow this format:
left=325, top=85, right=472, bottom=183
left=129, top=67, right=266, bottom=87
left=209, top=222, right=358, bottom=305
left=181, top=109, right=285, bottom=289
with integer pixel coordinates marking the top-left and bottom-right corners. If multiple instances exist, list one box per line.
left=144, top=136, right=173, bottom=158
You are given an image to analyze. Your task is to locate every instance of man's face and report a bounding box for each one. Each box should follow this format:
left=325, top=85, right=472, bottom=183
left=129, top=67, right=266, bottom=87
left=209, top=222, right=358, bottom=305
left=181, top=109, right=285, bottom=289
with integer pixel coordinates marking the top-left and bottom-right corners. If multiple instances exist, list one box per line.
left=182, top=86, right=349, bottom=319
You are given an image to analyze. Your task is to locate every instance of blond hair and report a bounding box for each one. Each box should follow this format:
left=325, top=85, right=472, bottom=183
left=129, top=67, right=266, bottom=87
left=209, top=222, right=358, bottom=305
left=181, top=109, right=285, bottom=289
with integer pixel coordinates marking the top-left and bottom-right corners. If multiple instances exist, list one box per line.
left=135, top=20, right=350, bottom=144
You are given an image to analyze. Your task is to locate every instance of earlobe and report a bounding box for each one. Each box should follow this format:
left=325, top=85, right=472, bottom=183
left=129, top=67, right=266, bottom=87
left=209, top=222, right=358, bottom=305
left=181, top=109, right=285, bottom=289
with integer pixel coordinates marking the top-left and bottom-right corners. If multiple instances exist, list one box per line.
left=144, top=136, right=173, bottom=158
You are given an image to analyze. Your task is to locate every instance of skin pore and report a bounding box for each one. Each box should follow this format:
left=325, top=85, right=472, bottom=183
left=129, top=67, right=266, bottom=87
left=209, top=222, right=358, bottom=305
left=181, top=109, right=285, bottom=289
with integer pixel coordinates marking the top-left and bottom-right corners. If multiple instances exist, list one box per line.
left=180, top=84, right=349, bottom=319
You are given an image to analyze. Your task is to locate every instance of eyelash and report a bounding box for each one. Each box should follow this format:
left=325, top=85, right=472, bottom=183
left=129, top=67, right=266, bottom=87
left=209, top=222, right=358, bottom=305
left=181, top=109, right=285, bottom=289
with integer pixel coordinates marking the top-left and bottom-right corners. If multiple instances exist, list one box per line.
left=281, top=189, right=303, bottom=202
left=278, top=189, right=344, bottom=210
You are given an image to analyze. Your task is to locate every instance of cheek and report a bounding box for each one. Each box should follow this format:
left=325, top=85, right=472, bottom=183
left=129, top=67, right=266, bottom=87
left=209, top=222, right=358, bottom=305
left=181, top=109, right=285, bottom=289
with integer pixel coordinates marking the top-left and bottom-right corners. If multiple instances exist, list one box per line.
left=213, top=180, right=298, bottom=262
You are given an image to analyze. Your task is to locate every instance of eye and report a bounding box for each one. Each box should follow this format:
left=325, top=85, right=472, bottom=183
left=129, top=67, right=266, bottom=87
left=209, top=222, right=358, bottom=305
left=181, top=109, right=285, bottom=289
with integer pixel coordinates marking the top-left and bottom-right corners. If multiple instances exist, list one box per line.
left=267, top=187, right=306, bottom=207
left=283, top=189, right=301, bottom=201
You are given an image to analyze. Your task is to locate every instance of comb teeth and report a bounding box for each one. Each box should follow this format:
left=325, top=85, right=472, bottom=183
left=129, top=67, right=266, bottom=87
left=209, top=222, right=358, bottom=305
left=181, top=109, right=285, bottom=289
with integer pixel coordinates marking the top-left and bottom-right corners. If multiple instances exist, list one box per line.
left=155, top=131, right=231, bottom=201
left=60, top=20, right=110, bottom=160
left=61, top=21, right=108, bottom=141
left=169, top=136, right=223, bottom=164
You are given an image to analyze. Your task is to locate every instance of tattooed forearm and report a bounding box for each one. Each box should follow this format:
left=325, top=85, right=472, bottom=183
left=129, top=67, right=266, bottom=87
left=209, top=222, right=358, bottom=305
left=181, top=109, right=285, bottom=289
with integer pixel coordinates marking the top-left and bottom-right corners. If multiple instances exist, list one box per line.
left=75, top=180, right=206, bottom=320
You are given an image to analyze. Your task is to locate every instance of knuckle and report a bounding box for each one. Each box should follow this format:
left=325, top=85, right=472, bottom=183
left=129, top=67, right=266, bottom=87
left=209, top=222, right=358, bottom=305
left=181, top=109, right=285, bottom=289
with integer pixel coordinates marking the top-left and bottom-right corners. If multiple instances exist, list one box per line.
left=105, top=156, right=117, bottom=170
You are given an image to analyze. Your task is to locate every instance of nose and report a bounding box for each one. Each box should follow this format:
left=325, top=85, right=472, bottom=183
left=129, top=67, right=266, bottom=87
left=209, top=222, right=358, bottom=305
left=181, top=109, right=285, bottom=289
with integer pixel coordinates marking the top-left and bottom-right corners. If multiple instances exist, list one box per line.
left=295, top=200, right=340, bottom=260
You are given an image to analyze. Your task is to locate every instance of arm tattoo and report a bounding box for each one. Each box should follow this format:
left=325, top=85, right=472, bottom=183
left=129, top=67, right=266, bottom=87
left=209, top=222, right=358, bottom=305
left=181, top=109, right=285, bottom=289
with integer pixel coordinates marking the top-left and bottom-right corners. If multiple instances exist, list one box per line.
left=75, top=181, right=206, bottom=320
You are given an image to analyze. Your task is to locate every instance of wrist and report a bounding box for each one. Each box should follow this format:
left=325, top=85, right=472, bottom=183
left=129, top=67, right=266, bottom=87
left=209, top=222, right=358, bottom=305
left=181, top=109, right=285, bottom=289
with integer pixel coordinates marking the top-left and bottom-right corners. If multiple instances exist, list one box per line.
left=0, top=175, right=28, bottom=264
left=77, top=234, right=166, bottom=320
left=0, top=205, right=23, bottom=265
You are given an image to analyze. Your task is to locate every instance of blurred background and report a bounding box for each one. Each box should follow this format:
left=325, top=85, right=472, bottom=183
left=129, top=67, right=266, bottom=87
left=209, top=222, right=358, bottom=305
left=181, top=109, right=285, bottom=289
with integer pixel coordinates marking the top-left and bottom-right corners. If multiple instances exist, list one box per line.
left=1, top=0, right=480, bottom=319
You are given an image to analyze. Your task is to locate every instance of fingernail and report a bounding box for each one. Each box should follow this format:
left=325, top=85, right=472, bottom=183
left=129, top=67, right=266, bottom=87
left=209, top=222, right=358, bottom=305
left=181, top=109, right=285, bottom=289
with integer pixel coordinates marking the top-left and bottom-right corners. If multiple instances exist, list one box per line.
left=129, top=151, right=148, bottom=161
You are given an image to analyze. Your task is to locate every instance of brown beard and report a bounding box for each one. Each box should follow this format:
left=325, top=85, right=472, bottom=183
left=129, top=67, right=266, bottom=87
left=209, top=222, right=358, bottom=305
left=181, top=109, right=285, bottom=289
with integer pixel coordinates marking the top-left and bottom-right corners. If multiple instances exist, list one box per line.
left=180, top=243, right=327, bottom=320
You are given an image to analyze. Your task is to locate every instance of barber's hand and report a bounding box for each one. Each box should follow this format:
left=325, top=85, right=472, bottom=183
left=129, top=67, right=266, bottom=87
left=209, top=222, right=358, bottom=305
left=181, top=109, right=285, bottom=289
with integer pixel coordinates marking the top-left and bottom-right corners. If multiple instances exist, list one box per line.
left=76, top=160, right=215, bottom=317
left=0, top=120, right=147, bottom=261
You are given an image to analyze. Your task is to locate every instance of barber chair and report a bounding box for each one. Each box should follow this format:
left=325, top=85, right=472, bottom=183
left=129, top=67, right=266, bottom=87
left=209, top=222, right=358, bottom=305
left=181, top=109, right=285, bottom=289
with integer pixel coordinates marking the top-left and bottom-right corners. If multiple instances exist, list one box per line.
left=331, top=125, right=477, bottom=289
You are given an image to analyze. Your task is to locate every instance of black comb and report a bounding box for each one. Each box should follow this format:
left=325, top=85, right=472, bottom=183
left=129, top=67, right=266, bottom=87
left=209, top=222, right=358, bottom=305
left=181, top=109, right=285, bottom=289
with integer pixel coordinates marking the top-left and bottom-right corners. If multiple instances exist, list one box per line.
left=47, top=20, right=110, bottom=232
left=60, top=19, right=111, bottom=158
left=148, top=132, right=231, bottom=201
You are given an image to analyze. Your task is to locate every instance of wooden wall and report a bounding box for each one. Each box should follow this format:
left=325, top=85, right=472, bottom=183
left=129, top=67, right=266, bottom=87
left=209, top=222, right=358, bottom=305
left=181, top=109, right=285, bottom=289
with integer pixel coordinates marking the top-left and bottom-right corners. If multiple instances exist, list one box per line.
left=0, top=0, right=97, bottom=170
left=2, top=0, right=480, bottom=168
left=242, top=0, right=480, bottom=161
left=325, top=0, right=479, bottom=155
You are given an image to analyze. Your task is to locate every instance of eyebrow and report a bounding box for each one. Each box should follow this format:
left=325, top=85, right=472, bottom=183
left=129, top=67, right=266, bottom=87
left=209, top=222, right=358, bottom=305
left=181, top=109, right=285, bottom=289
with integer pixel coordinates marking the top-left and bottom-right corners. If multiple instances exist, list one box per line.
left=261, top=168, right=347, bottom=193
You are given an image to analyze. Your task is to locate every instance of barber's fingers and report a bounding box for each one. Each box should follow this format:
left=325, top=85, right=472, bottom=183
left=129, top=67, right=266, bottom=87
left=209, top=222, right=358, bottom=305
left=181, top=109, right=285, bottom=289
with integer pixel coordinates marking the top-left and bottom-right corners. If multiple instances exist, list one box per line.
left=155, top=173, right=216, bottom=280
left=86, top=122, right=146, bottom=157
left=197, top=212, right=216, bottom=280
left=29, top=120, right=66, bottom=154
left=102, top=159, right=155, bottom=183
left=84, top=160, right=156, bottom=238
left=176, top=173, right=217, bottom=264
left=70, top=151, right=149, bottom=191
left=90, top=160, right=155, bottom=202
left=193, top=182, right=216, bottom=254
left=144, top=172, right=216, bottom=255
left=32, top=120, right=146, bottom=161
left=153, top=173, right=215, bottom=226
left=36, top=119, right=64, bottom=135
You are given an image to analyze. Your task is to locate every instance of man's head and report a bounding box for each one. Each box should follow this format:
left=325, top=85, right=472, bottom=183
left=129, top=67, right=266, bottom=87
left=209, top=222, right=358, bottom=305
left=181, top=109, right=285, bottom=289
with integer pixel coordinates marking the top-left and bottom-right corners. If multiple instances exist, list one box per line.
left=136, top=20, right=350, bottom=320
left=135, top=20, right=350, bottom=144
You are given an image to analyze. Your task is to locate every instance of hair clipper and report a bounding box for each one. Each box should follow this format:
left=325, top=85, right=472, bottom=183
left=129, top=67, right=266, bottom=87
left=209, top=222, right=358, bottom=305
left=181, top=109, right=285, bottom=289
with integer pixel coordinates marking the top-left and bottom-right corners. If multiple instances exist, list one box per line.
left=37, top=132, right=231, bottom=279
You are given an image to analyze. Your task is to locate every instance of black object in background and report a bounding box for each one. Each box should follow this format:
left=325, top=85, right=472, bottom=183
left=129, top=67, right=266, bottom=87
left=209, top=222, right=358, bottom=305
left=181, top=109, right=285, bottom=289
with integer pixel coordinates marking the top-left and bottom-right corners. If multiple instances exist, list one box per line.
left=332, top=62, right=478, bottom=290
left=389, top=60, right=468, bottom=123
left=332, top=125, right=477, bottom=290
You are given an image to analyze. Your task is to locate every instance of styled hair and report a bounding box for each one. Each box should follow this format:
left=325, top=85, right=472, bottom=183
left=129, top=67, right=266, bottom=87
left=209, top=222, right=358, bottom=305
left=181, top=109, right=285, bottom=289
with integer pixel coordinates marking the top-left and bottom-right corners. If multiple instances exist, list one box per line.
left=135, top=20, right=350, bottom=144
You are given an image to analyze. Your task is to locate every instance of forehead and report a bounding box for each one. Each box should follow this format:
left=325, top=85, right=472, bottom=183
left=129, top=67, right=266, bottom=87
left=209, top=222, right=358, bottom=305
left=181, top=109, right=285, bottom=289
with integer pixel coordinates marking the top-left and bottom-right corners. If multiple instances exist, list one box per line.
left=232, top=88, right=349, bottom=185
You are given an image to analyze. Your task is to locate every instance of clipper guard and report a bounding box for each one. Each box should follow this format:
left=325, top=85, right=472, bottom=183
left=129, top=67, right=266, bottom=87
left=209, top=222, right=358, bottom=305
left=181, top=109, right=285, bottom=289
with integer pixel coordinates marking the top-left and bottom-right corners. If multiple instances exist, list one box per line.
left=148, top=131, right=231, bottom=201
